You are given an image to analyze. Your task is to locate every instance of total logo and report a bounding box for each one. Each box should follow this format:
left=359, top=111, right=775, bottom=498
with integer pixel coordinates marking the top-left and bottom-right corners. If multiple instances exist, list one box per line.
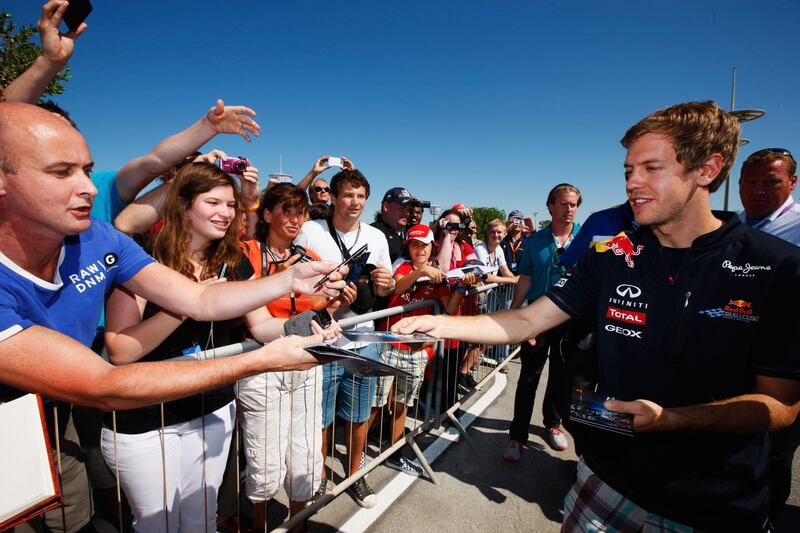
left=604, top=324, right=642, bottom=339
left=607, top=306, right=646, bottom=325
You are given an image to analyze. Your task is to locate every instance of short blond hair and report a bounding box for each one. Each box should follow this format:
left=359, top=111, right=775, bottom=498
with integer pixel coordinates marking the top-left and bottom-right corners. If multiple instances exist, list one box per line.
left=621, top=101, right=740, bottom=193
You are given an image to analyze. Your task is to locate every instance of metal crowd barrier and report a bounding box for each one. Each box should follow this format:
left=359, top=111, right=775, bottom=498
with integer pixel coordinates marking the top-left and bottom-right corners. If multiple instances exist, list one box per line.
left=95, top=281, right=517, bottom=533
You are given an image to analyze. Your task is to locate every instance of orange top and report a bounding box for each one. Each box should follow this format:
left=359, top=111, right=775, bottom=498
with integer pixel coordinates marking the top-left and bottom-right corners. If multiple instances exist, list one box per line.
left=241, top=240, right=328, bottom=318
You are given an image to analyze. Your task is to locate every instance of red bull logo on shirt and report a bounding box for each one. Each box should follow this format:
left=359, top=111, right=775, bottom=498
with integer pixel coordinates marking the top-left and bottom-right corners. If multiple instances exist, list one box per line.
left=724, top=299, right=753, bottom=315
left=597, top=233, right=643, bottom=268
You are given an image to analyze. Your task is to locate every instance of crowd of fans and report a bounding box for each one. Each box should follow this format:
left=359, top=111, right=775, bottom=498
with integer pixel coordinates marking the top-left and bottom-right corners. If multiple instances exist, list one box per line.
left=1, top=3, right=799, bottom=533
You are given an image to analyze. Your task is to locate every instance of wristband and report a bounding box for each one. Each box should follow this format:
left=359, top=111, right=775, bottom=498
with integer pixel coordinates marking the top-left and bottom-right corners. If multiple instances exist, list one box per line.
left=245, top=201, right=260, bottom=213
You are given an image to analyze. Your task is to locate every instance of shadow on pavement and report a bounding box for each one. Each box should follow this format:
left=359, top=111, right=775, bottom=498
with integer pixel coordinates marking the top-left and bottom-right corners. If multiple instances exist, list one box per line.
left=435, top=414, right=577, bottom=524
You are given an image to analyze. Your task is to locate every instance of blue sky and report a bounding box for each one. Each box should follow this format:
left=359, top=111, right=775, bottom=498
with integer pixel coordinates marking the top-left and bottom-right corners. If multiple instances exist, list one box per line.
left=7, top=0, right=799, bottom=224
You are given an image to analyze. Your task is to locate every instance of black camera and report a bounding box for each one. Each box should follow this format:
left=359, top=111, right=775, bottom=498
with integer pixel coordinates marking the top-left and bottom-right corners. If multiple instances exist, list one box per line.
left=290, top=244, right=313, bottom=263
left=442, top=221, right=467, bottom=230
left=411, top=199, right=431, bottom=209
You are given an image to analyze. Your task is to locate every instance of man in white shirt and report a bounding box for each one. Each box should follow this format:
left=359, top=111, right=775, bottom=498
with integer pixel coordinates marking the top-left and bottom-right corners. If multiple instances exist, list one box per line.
left=738, top=148, right=800, bottom=246
left=297, top=168, right=393, bottom=508
left=738, top=147, right=800, bottom=522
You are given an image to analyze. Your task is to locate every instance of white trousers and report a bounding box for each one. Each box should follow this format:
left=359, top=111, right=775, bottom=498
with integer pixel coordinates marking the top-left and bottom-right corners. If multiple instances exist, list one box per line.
left=100, top=401, right=235, bottom=533
left=237, top=368, right=323, bottom=502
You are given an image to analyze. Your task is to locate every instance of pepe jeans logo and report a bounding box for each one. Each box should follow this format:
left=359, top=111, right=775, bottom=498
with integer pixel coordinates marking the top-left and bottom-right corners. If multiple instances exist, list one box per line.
left=721, top=260, right=771, bottom=278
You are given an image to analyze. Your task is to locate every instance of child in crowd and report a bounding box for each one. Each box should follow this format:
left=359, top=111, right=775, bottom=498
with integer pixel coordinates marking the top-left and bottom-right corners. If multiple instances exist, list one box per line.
left=373, top=224, right=469, bottom=474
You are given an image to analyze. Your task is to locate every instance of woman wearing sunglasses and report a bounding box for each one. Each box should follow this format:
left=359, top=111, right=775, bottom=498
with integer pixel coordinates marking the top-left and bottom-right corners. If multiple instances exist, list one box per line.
left=239, top=183, right=346, bottom=531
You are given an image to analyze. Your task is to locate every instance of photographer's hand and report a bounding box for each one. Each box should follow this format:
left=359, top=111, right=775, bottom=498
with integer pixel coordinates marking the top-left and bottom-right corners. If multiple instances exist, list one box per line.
left=204, top=99, right=260, bottom=142
left=39, top=0, right=85, bottom=65
left=240, top=165, right=260, bottom=207
left=4, top=1, right=86, bottom=104
left=193, top=149, right=229, bottom=164
left=311, top=156, right=332, bottom=175
left=341, top=156, right=355, bottom=170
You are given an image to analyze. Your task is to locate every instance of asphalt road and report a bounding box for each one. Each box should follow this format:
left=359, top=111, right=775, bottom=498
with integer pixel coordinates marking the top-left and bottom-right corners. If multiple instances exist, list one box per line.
left=285, top=357, right=800, bottom=532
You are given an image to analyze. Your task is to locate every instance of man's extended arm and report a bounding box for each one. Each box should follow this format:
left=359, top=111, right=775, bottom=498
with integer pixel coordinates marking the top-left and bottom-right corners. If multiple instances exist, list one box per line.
left=0, top=325, right=323, bottom=411
left=607, top=375, right=800, bottom=433
left=123, top=260, right=344, bottom=322
left=392, top=294, right=570, bottom=345
left=113, top=100, right=260, bottom=203
left=4, top=1, right=85, bottom=103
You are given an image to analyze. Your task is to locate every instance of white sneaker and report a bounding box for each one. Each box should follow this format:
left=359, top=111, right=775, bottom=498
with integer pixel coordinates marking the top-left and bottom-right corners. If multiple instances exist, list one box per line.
left=546, top=426, right=569, bottom=451
left=503, top=439, right=523, bottom=462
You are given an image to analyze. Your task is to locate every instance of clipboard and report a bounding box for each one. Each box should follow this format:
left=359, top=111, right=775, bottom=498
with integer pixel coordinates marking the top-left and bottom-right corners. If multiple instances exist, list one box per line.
left=0, top=393, right=62, bottom=530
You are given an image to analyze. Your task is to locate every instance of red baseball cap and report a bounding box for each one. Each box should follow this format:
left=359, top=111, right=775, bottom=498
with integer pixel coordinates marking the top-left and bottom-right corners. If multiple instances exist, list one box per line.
left=451, top=203, right=468, bottom=211
left=406, top=224, right=435, bottom=245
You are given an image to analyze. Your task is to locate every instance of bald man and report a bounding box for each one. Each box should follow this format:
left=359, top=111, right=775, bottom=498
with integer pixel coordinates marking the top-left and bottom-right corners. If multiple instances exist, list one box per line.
left=0, top=103, right=345, bottom=532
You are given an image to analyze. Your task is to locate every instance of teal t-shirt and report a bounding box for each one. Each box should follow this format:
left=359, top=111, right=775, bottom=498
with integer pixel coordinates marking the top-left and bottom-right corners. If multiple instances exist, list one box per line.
left=519, top=223, right=580, bottom=301
left=90, top=170, right=125, bottom=223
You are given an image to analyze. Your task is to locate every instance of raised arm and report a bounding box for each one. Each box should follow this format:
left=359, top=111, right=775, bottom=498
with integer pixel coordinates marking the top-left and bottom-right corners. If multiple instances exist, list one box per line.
left=113, top=181, right=168, bottom=235
left=392, top=294, right=570, bottom=345
left=295, top=156, right=354, bottom=192
left=295, top=156, right=332, bottom=192
left=4, top=1, right=85, bottom=103
left=114, top=100, right=260, bottom=203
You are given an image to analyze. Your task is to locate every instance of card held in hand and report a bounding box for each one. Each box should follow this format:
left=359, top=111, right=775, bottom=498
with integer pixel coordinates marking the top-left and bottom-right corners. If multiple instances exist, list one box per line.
left=568, top=388, right=634, bottom=437
left=304, top=341, right=413, bottom=378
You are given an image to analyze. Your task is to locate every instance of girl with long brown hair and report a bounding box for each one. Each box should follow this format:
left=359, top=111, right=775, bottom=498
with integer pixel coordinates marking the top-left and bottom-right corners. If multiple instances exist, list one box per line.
left=99, top=163, right=298, bottom=532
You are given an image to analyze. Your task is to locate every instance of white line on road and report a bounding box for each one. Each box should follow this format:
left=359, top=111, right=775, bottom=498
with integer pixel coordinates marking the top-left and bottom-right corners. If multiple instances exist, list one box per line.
left=338, top=373, right=508, bottom=533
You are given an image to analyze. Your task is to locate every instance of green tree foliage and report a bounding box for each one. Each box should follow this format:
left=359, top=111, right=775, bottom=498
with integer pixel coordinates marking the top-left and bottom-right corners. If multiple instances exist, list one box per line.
left=0, top=11, right=70, bottom=98
left=471, top=207, right=506, bottom=240
left=539, top=219, right=552, bottom=229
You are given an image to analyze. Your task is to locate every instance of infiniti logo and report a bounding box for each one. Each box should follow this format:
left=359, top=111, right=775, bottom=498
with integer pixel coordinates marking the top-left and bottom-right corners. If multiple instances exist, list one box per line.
left=615, top=284, right=641, bottom=298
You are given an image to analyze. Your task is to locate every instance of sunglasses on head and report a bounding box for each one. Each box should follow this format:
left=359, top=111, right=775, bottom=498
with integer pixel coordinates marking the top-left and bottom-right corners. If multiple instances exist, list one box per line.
left=313, top=186, right=331, bottom=193
left=747, top=148, right=795, bottom=161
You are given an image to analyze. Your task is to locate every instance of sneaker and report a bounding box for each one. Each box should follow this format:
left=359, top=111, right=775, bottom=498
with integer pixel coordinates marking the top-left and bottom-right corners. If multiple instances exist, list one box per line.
left=347, top=477, right=377, bottom=508
left=457, top=372, right=478, bottom=392
left=309, top=477, right=328, bottom=504
left=385, top=453, right=425, bottom=477
left=503, top=439, right=523, bottom=462
left=546, top=426, right=569, bottom=451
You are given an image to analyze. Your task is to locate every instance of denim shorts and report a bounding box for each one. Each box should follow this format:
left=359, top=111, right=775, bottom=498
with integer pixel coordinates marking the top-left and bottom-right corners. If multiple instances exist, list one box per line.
left=321, top=343, right=380, bottom=427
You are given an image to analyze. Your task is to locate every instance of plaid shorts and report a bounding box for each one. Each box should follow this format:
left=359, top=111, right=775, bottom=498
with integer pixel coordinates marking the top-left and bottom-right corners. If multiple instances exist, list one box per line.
left=561, top=459, right=695, bottom=533
left=373, top=345, right=429, bottom=408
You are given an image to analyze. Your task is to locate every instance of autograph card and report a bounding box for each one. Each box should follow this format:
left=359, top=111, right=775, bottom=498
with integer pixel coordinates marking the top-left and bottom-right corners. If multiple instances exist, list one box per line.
left=304, top=342, right=413, bottom=378
left=568, top=388, right=634, bottom=436
left=341, top=330, right=439, bottom=344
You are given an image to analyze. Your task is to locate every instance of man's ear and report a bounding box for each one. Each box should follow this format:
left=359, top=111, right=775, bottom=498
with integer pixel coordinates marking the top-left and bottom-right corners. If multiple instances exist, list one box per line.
left=696, top=153, right=724, bottom=188
left=789, top=174, right=798, bottom=193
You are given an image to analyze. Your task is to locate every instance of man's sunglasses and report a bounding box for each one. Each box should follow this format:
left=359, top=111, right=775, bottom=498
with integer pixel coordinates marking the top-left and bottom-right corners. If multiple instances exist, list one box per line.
left=746, top=148, right=795, bottom=161
left=313, top=186, right=331, bottom=193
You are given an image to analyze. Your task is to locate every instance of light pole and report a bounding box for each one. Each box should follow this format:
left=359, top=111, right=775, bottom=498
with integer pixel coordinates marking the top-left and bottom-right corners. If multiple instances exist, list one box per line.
left=724, top=67, right=765, bottom=211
